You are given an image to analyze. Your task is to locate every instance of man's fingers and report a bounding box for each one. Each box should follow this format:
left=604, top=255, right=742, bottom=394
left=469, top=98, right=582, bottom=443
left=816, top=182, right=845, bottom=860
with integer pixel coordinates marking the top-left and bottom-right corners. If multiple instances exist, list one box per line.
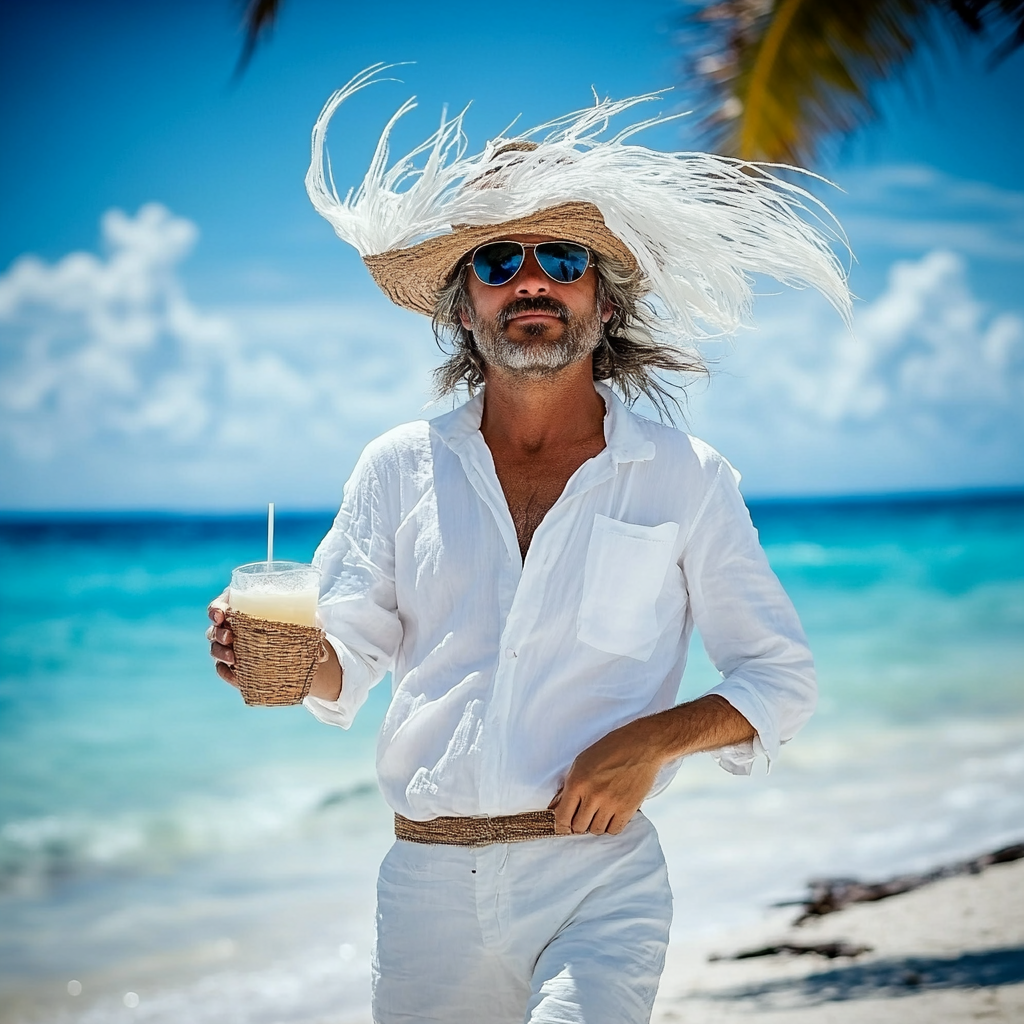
left=207, top=588, right=237, bottom=689
left=210, top=641, right=235, bottom=666
left=205, top=625, right=233, bottom=645
left=208, top=588, right=230, bottom=624
left=606, top=814, right=628, bottom=836
left=215, top=661, right=240, bottom=689
left=569, top=800, right=598, bottom=836
left=552, top=793, right=579, bottom=835
left=552, top=789, right=634, bottom=836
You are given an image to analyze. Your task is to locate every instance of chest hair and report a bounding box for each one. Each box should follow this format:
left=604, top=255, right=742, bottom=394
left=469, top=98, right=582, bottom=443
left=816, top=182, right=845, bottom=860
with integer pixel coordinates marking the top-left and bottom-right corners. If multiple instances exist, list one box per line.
left=491, top=437, right=605, bottom=561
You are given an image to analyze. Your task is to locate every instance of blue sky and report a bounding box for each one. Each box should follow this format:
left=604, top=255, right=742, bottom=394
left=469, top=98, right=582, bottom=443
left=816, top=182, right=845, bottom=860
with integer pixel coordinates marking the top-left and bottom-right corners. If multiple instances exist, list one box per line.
left=1, top=0, right=1023, bottom=509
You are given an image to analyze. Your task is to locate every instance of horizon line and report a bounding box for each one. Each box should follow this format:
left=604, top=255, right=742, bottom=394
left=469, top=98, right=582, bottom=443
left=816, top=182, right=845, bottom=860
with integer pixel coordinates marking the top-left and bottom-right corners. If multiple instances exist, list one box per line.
left=1, top=484, right=1022, bottom=521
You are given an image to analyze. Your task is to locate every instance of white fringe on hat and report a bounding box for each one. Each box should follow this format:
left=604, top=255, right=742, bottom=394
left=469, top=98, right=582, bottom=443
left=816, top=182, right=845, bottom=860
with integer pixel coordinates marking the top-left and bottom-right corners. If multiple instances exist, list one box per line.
left=306, top=63, right=852, bottom=341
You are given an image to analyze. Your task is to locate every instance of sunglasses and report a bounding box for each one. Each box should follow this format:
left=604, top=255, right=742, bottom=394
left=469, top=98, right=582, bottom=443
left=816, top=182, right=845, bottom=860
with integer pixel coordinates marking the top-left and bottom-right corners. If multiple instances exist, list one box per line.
left=470, top=240, right=592, bottom=287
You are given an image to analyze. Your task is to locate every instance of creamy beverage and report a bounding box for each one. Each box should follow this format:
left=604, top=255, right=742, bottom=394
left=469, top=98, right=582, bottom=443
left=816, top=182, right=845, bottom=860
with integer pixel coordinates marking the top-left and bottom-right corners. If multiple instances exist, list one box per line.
left=229, top=561, right=320, bottom=626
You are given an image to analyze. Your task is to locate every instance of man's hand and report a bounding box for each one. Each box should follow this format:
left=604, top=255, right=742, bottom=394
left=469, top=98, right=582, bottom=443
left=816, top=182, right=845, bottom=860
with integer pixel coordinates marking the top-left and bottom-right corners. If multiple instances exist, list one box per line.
left=548, top=695, right=756, bottom=836
left=206, top=589, right=344, bottom=701
left=207, top=588, right=238, bottom=688
left=548, top=717, right=665, bottom=836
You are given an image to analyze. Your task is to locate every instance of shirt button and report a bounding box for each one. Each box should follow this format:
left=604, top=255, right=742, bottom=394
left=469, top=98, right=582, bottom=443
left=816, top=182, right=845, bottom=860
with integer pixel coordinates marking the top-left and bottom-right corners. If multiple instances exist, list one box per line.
left=505, top=648, right=517, bottom=659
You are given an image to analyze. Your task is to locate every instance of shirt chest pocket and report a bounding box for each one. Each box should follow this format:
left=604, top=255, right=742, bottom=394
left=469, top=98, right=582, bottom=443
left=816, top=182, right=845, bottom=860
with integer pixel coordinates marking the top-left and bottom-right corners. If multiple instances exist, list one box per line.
left=576, top=515, right=681, bottom=662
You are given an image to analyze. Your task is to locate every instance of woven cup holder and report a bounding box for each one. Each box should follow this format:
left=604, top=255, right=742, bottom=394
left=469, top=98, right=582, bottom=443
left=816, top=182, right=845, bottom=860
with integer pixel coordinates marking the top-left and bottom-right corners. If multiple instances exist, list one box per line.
left=227, top=610, right=326, bottom=706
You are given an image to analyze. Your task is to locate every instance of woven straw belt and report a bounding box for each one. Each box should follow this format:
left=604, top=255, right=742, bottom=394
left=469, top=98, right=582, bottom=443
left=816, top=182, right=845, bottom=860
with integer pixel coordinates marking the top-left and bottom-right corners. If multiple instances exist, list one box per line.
left=395, top=810, right=562, bottom=846
left=227, top=610, right=326, bottom=707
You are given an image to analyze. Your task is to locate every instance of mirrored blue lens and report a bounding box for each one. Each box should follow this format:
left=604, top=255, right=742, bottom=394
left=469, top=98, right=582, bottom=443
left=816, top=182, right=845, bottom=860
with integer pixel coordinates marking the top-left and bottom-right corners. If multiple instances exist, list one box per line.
left=535, top=242, right=590, bottom=282
left=472, top=242, right=525, bottom=285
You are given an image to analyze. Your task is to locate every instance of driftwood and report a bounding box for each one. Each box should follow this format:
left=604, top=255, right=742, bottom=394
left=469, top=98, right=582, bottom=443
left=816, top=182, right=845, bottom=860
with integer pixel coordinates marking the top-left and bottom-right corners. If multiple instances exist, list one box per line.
left=709, top=841, right=1024, bottom=965
left=792, top=842, right=1024, bottom=924
left=710, top=940, right=872, bottom=962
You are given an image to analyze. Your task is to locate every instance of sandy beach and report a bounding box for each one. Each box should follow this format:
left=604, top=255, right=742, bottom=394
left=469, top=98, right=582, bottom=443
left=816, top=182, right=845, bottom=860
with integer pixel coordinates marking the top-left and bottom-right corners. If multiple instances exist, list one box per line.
left=653, top=857, right=1024, bottom=1024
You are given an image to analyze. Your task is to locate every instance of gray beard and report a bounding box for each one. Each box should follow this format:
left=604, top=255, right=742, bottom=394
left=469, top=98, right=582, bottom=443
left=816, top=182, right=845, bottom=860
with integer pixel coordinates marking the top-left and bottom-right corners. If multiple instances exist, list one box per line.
left=471, top=299, right=603, bottom=378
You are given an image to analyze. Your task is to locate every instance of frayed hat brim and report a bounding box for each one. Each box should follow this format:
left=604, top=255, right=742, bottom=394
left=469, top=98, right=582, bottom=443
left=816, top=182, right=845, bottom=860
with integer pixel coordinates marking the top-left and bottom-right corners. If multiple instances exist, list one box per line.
left=308, top=65, right=852, bottom=339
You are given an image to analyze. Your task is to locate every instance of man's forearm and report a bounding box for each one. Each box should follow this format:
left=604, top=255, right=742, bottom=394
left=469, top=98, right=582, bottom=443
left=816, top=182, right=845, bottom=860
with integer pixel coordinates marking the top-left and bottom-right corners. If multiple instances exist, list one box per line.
left=549, top=693, right=756, bottom=836
left=643, top=694, right=755, bottom=763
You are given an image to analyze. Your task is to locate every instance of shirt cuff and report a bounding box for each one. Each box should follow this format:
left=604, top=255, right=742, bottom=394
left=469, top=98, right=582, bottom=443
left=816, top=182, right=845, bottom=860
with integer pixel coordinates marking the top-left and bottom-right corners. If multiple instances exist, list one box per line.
left=301, top=632, right=374, bottom=730
left=700, top=681, right=780, bottom=775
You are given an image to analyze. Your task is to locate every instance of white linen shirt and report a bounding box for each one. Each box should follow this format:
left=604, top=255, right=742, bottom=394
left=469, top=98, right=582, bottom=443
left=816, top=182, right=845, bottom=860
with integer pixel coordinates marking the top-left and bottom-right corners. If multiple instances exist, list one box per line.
left=305, top=384, right=816, bottom=821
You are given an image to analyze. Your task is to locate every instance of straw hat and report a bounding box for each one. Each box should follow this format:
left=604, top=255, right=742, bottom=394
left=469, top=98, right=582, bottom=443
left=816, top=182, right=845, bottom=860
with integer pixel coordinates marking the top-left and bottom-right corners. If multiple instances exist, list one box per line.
left=363, top=200, right=639, bottom=316
left=306, top=64, right=852, bottom=340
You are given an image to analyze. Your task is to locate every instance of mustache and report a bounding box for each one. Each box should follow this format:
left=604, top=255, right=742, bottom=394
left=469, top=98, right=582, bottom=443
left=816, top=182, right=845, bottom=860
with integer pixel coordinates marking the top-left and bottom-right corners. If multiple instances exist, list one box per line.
left=498, top=297, right=571, bottom=327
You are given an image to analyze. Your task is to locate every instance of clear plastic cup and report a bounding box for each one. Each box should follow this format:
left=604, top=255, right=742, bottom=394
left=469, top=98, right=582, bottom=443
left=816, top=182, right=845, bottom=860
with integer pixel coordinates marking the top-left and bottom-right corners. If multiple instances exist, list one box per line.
left=229, top=561, right=320, bottom=626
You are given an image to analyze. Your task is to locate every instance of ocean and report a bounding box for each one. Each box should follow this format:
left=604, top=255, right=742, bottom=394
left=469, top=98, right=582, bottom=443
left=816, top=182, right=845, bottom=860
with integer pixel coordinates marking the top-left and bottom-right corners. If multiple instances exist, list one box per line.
left=1, top=495, right=1022, bottom=1023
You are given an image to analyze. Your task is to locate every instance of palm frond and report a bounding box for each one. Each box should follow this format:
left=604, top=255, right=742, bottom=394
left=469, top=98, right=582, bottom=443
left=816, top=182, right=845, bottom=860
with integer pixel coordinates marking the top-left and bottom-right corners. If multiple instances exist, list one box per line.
left=681, top=0, right=1024, bottom=165
left=948, top=0, right=1024, bottom=65
left=234, top=0, right=281, bottom=78
left=682, top=0, right=940, bottom=164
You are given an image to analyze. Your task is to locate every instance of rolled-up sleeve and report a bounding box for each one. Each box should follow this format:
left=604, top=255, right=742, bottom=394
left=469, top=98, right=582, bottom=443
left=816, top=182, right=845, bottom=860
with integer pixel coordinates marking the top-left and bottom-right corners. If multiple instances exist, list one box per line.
left=303, top=445, right=403, bottom=729
left=681, top=457, right=816, bottom=774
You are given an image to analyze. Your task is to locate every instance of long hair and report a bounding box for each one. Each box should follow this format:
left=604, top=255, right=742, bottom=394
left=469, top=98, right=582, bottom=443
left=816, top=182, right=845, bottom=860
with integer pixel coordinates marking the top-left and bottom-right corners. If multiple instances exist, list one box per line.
left=431, top=256, right=707, bottom=423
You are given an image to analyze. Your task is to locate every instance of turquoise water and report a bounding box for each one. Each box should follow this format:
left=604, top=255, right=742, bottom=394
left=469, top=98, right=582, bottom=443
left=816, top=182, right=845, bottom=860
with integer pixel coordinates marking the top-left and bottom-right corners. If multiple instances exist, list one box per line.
left=1, top=516, right=369, bottom=808
left=745, top=497, right=1024, bottom=723
left=1, top=496, right=1022, bottom=1023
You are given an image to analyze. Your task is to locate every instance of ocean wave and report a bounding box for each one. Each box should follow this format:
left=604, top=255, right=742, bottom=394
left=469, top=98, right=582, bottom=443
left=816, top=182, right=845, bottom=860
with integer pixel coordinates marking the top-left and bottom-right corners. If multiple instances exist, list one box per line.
left=17, top=943, right=374, bottom=1024
left=0, top=778, right=383, bottom=895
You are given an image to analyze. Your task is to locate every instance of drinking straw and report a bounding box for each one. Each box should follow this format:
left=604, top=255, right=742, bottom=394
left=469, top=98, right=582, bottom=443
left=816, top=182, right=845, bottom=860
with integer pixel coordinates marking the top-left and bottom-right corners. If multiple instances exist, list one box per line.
left=267, top=502, right=275, bottom=567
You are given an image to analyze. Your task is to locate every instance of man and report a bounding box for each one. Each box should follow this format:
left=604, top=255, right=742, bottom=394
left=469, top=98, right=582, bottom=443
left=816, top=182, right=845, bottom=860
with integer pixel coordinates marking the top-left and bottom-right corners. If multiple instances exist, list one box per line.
left=208, top=67, right=850, bottom=1023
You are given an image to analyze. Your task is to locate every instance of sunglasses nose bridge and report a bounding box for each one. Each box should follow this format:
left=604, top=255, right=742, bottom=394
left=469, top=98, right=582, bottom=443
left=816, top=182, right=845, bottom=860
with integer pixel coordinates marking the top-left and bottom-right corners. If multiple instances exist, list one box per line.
left=514, top=247, right=553, bottom=290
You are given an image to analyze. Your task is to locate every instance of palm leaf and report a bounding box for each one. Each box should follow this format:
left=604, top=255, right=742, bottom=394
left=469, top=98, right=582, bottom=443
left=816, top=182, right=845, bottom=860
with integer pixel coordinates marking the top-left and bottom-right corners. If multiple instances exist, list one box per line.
left=234, top=0, right=282, bottom=78
left=949, top=0, right=1024, bottom=63
left=682, top=0, right=1024, bottom=165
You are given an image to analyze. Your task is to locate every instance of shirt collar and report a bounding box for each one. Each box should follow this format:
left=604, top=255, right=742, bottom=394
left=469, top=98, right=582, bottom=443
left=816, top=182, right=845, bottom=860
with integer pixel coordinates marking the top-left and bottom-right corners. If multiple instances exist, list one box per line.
left=429, top=382, right=656, bottom=465
left=596, top=382, right=657, bottom=465
left=429, top=391, right=486, bottom=452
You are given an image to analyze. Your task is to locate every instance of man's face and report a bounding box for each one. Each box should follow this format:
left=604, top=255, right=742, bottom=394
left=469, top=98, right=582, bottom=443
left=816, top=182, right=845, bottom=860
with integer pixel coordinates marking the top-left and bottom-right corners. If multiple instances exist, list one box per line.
left=459, top=234, right=612, bottom=378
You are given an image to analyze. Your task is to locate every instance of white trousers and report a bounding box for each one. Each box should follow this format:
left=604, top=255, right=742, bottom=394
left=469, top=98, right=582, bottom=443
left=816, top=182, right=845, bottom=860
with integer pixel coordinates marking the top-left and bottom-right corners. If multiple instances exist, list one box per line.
left=372, top=813, right=672, bottom=1024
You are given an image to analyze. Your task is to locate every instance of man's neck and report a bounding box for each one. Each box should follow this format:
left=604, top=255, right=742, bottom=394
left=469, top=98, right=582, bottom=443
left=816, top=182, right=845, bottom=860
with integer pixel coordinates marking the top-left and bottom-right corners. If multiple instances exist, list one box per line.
left=479, top=359, right=606, bottom=455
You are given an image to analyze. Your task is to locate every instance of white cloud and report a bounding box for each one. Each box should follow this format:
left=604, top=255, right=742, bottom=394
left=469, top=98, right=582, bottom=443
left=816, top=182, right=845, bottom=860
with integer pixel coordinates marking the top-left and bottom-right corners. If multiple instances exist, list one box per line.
left=0, top=204, right=226, bottom=460
left=834, top=164, right=1024, bottom=261
left=0, top=205, right=440, bottom=509
left=689, top=249, right=1024, bottom=495
left=791, top=250, right=1023, bottom=421
left=2, top=207, right=1021, bottom=507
